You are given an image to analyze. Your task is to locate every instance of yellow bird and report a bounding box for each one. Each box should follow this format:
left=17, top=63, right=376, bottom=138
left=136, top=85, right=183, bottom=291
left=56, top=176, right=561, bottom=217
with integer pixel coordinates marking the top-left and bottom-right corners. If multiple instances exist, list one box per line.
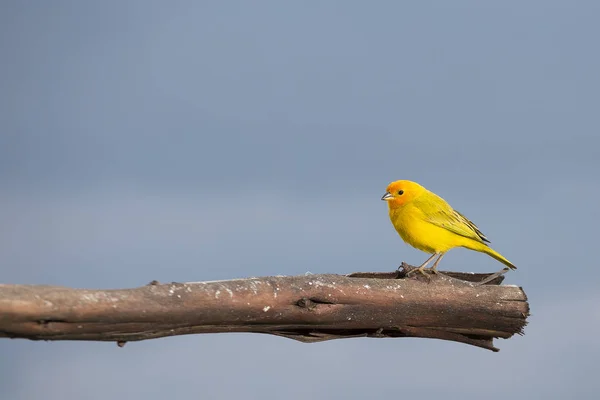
left=381, top=180, right=516, bottom=274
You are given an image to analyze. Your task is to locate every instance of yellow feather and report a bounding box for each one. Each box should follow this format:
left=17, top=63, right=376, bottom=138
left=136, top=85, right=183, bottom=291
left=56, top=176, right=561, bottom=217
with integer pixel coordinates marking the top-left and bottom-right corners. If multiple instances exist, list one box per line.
left=382, top=180, right=516, bottom=270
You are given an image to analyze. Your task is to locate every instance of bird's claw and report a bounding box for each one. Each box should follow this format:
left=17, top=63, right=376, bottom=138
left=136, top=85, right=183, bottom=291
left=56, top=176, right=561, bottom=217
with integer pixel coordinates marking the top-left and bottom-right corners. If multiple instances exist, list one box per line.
left=399, top=263, right=439, bottom=281
left=405, top=267, right=432, bottom=280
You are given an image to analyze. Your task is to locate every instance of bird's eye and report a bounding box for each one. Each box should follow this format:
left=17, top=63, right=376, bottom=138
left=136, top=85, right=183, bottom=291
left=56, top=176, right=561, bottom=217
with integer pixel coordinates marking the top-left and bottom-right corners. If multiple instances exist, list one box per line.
left=397, top=190, right=404, bottom=195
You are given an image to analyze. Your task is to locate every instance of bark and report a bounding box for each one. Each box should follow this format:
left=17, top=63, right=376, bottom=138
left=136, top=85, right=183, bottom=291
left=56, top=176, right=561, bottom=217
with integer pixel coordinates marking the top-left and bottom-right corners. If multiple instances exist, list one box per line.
left=0, top=264, right=529, bottom=352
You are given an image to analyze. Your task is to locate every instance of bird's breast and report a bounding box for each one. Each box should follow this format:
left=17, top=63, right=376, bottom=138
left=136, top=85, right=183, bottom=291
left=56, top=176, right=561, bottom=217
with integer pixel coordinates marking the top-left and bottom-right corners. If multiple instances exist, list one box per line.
left=389, top=205, right=438, bottom=253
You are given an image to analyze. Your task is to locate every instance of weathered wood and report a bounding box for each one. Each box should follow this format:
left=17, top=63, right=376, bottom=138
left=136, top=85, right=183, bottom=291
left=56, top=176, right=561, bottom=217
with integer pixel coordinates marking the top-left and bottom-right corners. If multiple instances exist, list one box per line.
left=0, top=265, right=529, bottom=351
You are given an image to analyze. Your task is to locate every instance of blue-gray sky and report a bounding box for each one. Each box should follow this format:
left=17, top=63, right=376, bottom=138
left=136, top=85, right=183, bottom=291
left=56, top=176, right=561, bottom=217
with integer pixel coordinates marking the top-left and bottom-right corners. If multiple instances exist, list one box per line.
left=1, top=1, right=599, bottom=399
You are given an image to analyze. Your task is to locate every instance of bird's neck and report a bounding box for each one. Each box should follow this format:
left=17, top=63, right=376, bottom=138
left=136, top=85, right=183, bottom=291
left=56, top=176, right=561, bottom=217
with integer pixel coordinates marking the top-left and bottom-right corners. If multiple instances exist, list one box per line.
left=388, top=203, right=407, bottom=218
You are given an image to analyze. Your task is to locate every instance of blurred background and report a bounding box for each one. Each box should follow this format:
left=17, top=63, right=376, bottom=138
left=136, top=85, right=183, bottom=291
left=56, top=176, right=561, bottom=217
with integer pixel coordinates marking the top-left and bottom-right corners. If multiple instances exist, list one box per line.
left=1, top=1, right=598, bottom=399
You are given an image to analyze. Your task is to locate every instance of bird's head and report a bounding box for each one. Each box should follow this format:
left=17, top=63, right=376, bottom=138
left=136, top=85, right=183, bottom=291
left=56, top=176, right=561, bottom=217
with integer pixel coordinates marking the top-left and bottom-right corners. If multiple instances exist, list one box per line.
left=381, top=180, right=426, bottom=209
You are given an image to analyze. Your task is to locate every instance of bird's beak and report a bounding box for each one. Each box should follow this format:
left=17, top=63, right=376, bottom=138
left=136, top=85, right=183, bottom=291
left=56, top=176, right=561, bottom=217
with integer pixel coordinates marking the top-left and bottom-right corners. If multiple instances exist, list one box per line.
left=381, top=192, right=393, bottom=201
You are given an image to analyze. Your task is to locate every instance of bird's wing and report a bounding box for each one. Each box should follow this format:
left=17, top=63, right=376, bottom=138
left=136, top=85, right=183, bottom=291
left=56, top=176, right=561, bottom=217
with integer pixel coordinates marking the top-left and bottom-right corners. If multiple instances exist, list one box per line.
left=415, top=193, right=490, bottom=244
left=451, top=209, right=490, bottom=243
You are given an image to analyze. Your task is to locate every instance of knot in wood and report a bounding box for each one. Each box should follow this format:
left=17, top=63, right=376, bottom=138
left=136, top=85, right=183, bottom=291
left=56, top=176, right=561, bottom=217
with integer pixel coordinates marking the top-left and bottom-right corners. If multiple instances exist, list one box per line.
left=296, top=297, right=334, bottom=310
left=296, top=297, right=317, bottom=310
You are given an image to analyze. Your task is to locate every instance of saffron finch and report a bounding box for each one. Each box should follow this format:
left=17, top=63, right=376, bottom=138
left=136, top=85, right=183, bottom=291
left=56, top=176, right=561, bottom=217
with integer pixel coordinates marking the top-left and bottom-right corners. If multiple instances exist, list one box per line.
left=381, top=180, right=516, bottom=274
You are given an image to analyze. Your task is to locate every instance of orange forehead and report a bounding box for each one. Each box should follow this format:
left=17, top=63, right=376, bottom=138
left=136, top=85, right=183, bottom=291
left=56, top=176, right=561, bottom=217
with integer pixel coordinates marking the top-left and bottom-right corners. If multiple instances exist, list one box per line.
left=384, top=180, right=426, bottom=208
left=386, top=181, right=402, bottom=193
left=387, top=180, right=421, bottom=193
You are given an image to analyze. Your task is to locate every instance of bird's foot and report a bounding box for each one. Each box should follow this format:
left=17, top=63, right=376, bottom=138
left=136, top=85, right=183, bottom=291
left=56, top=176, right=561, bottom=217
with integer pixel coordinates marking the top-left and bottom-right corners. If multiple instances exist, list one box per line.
left=398, top=263, right=439, bottom=281
left=405, top=265, right=432, bottom=280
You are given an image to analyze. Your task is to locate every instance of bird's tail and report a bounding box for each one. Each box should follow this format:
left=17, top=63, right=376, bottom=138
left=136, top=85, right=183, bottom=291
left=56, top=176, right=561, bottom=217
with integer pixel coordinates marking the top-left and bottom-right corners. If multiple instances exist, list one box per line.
left=481, top=246, right=517, bottom=270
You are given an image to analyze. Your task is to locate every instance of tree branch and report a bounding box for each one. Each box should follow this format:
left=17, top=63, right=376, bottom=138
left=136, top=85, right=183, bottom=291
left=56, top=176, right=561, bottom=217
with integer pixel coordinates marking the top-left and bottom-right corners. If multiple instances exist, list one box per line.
left=0, top=264, right=529, bottom=352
